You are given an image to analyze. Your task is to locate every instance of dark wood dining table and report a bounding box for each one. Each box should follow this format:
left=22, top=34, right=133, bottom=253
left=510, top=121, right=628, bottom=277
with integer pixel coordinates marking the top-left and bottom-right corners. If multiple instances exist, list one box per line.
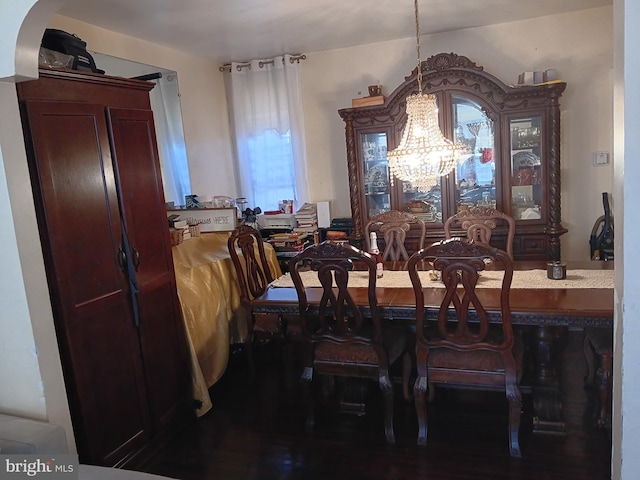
left=251, top=259, right=614, bottom=434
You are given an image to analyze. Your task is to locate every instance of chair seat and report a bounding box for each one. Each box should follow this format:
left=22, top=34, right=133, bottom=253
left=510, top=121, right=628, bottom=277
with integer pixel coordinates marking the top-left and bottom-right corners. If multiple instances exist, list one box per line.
left=427, top=333, right=525, bottom=387
left=428, top=331, right=524, bottom=374
left=315, top=326, right=408, bottom=367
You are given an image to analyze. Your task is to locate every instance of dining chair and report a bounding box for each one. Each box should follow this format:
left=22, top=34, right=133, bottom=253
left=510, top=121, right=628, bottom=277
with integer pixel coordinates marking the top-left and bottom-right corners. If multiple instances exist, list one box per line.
left=444, top=206, right=515, bottom=259
left=289, top=240, right=410, bottom=443
left=365, top=210, right=426, bottom=261
left=228, top=224, right=292, bottom=378
left=407, top=237, right=524, bottom=457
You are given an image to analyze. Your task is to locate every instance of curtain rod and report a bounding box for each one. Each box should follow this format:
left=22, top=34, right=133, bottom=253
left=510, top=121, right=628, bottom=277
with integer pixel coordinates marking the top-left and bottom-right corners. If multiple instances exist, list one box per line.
left=219, top=54, right=307, bottom=72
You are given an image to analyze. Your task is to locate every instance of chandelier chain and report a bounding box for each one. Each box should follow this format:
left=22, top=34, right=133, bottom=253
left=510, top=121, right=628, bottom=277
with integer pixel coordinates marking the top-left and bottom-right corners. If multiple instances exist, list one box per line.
left=414, top=0, right=422, bottom=93
left=386, top=0, right=466, bottom=192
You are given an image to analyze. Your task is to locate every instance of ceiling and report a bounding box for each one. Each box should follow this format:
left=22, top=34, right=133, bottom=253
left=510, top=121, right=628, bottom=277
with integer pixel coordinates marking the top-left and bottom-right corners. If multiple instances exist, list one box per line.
left=58, top=0, right=611, bottom=64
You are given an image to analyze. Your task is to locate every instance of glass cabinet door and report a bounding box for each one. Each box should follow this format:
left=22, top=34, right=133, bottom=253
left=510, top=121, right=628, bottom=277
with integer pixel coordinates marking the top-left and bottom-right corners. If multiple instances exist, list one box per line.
left=452, top=95, right=496, bottom=212
left=361, top=132, right=391, bottom=218
left=509, top=116, right=542, bottom=220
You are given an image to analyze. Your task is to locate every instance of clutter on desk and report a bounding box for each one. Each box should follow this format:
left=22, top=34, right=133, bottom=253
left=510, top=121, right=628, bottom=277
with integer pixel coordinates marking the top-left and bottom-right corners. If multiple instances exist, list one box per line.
left=279, top=199, right=295, bottom=214
left=240, top=206, right=262, bottom=226
left=294, top=203, right=318, bottom=235
left=266, top=231, right=312, bottom=257
left=257, top=212, right=297, bottom=230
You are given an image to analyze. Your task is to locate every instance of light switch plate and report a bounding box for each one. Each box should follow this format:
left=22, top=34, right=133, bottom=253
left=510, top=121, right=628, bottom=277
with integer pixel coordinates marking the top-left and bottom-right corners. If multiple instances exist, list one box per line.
left=592, top=151, right=610, bottom=166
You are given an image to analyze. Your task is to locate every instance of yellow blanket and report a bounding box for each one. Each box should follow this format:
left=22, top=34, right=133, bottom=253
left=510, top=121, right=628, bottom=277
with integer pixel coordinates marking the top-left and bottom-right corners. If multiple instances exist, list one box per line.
left=171, top=232, right=281, bottom=416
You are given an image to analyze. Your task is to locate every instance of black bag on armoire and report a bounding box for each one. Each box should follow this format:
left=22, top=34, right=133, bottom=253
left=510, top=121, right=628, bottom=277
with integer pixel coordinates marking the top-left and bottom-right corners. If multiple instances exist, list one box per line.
left=41, top=28, right=105, bottom=74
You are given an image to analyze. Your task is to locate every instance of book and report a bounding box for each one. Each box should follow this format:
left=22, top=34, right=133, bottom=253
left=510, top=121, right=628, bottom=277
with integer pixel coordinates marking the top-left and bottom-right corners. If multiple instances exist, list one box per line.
left=173, top=220, right=188, bottom=229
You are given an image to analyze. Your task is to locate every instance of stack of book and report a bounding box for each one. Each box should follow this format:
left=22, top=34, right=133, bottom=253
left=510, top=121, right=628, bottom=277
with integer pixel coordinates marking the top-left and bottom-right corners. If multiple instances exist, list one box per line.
left=173, top=219, right=191, bottom=240
left=294, top=202, right=318, bottom=235
left=267, top=232, right=312, bottom=257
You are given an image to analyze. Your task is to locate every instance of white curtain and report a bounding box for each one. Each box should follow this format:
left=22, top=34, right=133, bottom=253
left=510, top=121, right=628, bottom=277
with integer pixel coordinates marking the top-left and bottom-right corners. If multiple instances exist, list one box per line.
left=149, top=74, right=191, bottom=205
left=226, top=54, right=309, bottom=212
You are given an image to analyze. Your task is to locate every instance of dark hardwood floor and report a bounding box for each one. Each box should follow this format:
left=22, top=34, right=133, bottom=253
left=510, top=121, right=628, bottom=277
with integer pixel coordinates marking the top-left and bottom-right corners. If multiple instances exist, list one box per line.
left=138, top=329, right=612, bottom=480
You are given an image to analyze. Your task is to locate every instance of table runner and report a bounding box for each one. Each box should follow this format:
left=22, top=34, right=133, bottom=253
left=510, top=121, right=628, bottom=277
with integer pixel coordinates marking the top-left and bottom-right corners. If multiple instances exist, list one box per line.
left=270, top=269, right=613, bottom=290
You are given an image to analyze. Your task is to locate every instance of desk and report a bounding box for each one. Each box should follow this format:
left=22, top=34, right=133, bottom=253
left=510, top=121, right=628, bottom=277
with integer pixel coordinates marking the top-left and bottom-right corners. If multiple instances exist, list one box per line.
left=252, top=260, right=613, bottom=433
left=172, top=233, right=281, bottom=416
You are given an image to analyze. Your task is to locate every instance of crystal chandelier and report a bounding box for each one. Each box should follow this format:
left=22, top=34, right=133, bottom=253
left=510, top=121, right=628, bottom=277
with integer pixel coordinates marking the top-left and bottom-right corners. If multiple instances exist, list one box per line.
left=387, top=0, right=464, bottom=192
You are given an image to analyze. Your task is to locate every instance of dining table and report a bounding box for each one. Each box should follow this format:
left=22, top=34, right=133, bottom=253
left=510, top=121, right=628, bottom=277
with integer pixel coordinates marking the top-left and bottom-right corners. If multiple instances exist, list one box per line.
left=251, top=259, right=614, bottom=434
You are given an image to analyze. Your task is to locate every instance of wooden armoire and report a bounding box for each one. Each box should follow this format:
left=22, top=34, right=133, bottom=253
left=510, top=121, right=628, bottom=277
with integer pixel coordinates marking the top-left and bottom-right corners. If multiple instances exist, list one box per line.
left=16, top=69, right=193, bottom=467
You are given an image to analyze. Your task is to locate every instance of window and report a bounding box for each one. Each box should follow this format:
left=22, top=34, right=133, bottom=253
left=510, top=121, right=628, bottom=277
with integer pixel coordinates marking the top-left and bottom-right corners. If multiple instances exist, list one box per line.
left=245, top=129, right=296, bottom=210
left=226, top=55, right=308, bottom=212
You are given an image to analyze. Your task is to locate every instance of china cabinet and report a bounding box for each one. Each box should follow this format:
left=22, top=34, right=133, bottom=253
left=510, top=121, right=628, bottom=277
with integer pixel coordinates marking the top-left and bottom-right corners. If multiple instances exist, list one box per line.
left=339, top=52, right=567, bottom=260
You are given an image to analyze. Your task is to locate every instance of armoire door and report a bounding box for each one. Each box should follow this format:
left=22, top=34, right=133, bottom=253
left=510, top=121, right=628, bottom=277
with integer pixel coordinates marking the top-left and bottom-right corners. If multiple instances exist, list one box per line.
left=22, top=100, right=154, bottom=464
left=106, top=107, right=191, bottom=430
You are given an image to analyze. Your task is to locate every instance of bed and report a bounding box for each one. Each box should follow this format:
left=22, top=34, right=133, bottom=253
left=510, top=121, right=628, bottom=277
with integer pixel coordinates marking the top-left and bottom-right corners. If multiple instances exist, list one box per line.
left=170, top=232, right=281, bottom=416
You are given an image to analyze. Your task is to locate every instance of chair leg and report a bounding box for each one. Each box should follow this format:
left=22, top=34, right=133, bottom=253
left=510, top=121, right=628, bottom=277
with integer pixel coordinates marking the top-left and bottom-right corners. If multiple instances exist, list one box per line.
left=595, top=351, right=613, bottom=428
left=244, top=333, right=255, bottom=382
left=506, top=384, right=522, bottom=458
left=427, top=382, right=436, bottom=403
left=414, top=349, right=428, bottom=446
left=301, top=366, right=315, bottom=434
left=583, top=334, right=596, bottom=385
left=584, top=328, right=613, bottom=428
left=378, top=372, right=396, bottom=444
left=402, top=351, right=412, bottom=401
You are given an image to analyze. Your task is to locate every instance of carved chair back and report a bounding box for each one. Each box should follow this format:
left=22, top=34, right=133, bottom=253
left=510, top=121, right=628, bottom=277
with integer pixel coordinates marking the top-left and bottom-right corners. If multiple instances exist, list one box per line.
left=228, top=224, right=275, bottom=307
left=444, top=206, right=515, bottom=259
left=365, top=210, right=426, bottom=261
left=228, top=224, right=287, bottom=377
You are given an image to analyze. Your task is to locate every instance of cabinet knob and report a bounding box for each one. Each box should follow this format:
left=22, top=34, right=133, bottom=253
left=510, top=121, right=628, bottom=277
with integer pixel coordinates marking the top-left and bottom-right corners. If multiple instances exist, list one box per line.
left=132, top=247, right=141, bottom=270
left=118, top=245, right=126, bottom=270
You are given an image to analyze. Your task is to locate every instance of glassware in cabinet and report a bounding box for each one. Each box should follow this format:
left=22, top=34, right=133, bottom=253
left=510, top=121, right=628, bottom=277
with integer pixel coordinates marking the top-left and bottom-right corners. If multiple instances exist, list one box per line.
left=361, top=132, right=391, bottom=217
left=452, top=95, right=496, bottom=212
left=509, top=116, right=542, bottom=221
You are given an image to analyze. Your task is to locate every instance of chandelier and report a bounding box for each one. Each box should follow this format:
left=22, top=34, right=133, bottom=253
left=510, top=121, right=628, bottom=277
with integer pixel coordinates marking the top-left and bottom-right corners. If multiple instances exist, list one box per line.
left=387, top=0, right=465, bottom=192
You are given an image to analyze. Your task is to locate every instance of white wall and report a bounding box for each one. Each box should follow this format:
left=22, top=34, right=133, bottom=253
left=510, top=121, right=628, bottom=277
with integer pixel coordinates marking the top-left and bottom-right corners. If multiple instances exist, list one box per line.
left=0, top=0, right=76, bottom=451
left=0, top=83, right=46, bottom=417
left=614, top=0, right=640, bottom=477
